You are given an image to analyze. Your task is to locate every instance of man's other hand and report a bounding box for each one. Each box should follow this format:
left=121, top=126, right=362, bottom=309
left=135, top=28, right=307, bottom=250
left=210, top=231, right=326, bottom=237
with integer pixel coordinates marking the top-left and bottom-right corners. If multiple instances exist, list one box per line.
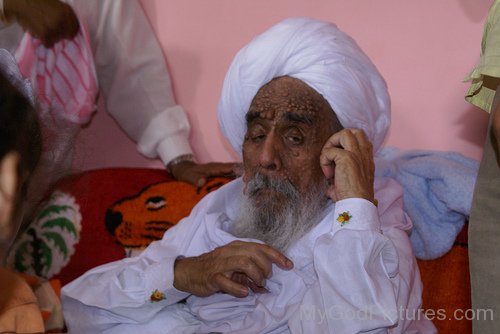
left=4, top=0, right=79, bottom=48
left=173, top=241, right=293, bottom=297
left=169, top=161, right=241, bottom=187
left=320, top=128, right=376, bottom=205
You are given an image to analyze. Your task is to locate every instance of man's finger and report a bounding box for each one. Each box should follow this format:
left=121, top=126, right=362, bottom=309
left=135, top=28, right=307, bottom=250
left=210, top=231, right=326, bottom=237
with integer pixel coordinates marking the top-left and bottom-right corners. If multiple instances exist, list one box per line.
left=231, top=272, right=269, bottom=294
left=215, top=274, right=249, bottom=298
left=349, top=129, right=375, bottom=185
left=253, top=243, right=293, bottom=271
left=320, top=129, right=368, bottom=179
left=320, top=146, right=342, bottom=179
left=322, top=129, right=359, bottom=151
left=339, top=129, right=362, bottom=155
left=226, top=241, right=293, bottom=274
left=227, top=256, right=266, bottom=287
left=248, top=279, right=269, bottom=294
left=350, top=129, right=373, bottom=159
left=247, top=250, right=274, bottom=279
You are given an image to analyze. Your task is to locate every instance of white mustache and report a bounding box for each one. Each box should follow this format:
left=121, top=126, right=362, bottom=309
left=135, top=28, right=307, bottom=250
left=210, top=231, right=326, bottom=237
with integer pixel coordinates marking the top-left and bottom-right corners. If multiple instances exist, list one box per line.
left=246, top=173, right=299, bottom=200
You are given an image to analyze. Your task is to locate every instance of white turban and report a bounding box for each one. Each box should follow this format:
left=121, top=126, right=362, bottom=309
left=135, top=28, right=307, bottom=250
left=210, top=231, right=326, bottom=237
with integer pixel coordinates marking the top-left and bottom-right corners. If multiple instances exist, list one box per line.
left=218, top=17, right=390, bottom=155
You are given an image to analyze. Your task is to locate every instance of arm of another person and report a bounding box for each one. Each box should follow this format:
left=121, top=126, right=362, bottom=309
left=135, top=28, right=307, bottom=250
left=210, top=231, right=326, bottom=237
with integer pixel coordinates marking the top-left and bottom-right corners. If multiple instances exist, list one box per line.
left=290, top=129, right=433, bottom=333
left=66, top=0, right=237, bottom=186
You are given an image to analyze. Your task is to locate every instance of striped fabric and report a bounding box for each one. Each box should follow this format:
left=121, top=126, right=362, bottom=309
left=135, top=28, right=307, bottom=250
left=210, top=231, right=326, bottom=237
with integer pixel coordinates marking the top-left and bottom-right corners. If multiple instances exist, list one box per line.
left=15, top=22, right=98, bottom=124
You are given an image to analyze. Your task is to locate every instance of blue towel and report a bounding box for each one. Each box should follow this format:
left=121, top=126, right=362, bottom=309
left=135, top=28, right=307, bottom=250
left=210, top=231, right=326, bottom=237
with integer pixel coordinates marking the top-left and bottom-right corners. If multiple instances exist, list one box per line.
left=375, top=147, right=479, bottom=259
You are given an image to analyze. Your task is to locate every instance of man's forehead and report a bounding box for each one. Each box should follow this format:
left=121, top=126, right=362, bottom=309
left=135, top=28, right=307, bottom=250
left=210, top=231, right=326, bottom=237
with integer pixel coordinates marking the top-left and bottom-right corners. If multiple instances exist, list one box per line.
left=245, top=109, right=315, bottom=126
left=251, top=76, right=319, bottom=103
left=246, top=76, right=329, bottom=123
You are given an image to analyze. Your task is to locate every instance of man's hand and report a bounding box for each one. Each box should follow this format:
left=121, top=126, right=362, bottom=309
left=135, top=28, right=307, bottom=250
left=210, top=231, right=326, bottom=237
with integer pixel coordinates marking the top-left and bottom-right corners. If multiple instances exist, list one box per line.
left=320, top=128, right=376, bottom=205
left=169, top=160, right=241, bottom=187
left=173, top=241, right=293, bottom=298
left=4, top=0, right=79, bottom=48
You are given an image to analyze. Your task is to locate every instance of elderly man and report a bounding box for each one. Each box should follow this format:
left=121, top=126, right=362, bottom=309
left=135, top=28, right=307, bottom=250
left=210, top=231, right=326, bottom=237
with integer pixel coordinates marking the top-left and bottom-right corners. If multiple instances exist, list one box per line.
left=62, top=17, right=436, bottom=333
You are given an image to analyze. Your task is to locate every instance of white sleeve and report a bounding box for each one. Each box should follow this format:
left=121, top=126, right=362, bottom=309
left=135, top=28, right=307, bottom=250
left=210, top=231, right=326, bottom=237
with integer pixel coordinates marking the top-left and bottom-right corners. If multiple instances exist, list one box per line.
left=67, top=0, right=193, bottom=165
left=61, top=213, right=200, bottom=330
left=291, top=189, right=434, bottom=332
left=61, top=180, right=242, bottom=333
left=309, top=199, right=399, bottom=333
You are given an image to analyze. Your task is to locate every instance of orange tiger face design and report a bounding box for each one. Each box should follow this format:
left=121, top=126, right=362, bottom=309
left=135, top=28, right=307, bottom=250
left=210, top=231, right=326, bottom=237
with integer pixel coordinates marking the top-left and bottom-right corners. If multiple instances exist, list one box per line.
left=105, top=178, right=230, bottom=253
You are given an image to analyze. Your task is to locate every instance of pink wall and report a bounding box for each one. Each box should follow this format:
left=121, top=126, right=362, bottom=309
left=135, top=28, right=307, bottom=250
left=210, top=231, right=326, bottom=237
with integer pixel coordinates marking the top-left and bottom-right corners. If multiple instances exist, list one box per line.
left=74, top=0, right=493, bottom=171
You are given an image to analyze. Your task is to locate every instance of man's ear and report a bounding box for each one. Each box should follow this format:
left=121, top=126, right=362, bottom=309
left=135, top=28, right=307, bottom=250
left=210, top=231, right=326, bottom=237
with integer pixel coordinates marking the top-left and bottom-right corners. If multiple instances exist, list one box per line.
left=0, top=152, right=20, bottom=238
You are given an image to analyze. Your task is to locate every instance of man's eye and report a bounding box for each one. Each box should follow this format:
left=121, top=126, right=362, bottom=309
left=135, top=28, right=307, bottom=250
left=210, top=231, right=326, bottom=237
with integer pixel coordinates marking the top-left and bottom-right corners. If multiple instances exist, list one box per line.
left=286, top=135, right=303, bottom=145
left=249, top=133, right=266, bottom=143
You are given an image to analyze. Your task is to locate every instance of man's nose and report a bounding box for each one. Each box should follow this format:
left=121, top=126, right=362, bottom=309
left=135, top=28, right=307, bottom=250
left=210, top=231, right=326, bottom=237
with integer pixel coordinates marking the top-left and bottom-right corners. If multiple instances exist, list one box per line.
left=259, top=133, right=282, bottom=171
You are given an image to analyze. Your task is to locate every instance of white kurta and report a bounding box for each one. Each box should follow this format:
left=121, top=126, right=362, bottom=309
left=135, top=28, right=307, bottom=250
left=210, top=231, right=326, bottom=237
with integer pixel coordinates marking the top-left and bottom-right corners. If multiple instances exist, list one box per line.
left=62, top=178, right=436, bottom=333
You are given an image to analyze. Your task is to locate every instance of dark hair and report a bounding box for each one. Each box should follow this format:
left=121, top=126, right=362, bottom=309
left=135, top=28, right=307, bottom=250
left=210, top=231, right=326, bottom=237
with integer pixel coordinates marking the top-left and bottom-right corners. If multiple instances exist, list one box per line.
left=0, top=71, right=42, bottom=174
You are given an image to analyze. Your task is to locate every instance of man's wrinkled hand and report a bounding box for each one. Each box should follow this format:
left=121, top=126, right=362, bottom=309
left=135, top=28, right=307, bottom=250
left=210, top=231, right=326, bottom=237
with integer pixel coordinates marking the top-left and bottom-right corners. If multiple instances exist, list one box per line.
left=320, top=128, right=376, bottom=205
left=169, top=160, right=241, bottom=187
left=4, top=0, right=79, bottom=48
left=173, top=241, right=293, bottom=298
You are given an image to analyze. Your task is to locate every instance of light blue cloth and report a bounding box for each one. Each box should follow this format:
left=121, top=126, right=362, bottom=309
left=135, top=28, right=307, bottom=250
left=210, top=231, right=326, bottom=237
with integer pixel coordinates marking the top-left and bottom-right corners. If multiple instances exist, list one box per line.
left=375, top=147, right=479, bottom=259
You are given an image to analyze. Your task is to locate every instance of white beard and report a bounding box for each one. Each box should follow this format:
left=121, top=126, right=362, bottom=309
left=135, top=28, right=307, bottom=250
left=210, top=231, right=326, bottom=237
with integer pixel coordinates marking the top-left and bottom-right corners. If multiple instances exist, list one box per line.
left=231, top=173, right=329, bottom=253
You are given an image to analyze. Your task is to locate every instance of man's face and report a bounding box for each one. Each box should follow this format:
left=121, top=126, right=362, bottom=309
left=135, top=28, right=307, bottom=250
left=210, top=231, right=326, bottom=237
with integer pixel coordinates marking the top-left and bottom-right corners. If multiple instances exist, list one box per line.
left=234, top=76, right=343, bottom=251
left=242, top=76, right=341, bottom=201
